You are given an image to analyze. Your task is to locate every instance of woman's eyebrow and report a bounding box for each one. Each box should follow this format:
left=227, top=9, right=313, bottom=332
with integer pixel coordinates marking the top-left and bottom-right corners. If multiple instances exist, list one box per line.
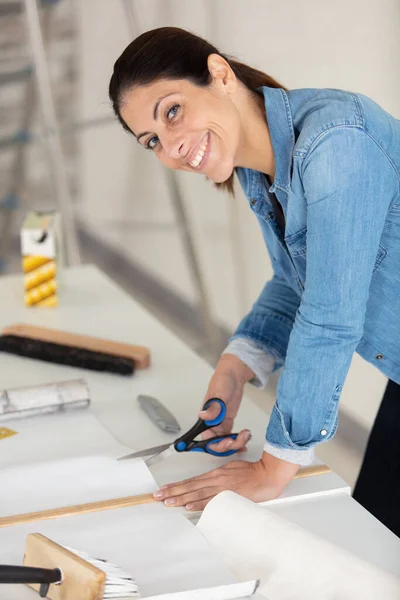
left=136, top=92, right=177, bottom=142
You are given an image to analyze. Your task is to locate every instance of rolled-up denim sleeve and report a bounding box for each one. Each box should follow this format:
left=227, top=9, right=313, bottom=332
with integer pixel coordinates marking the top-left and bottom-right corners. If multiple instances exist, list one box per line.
left=266, top=127, right=398, bottom=464
left=230, top=275, right=301, bottom=367
left=222, top=338, right=276, bottom=388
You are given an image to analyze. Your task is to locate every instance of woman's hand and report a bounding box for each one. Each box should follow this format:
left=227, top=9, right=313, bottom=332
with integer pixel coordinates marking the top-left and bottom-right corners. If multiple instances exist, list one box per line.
left=199, top=353, right=256, bottom=454
left=154, top=451, right=300, bottom=511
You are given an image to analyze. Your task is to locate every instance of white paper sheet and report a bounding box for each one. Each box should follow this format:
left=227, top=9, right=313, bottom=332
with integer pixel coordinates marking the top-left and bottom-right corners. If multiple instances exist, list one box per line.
left=0, top=503, right=257, bottom=599
left=0, top=407, right=349, bottom=522
left=0, top=455, right=157, bottom=517
left=0, top=408, right=132, bottom=468
left=197, top=491, right=400, bottom=600
left=0, top=407, right=159, bottom=519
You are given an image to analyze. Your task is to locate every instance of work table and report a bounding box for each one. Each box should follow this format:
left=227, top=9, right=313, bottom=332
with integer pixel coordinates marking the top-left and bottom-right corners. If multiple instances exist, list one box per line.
left=0, top=264, right=399, bottom=579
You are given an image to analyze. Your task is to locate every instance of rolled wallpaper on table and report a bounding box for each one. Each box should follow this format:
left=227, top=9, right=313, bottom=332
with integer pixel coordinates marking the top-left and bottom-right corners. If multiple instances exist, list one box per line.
left=197, top=491, right=400, bottom=600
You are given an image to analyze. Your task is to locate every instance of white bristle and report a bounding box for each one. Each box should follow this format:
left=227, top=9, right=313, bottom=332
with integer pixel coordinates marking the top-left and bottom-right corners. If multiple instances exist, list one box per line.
left=64, top=546, right=141, bottom=598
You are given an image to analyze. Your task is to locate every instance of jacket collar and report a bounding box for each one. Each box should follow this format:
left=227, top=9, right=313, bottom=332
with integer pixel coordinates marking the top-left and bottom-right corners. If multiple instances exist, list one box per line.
left=237, top=86, right=295, bottom=197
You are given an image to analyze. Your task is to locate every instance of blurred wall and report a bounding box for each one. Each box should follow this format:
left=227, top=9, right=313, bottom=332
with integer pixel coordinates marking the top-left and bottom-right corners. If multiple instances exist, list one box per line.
left=77, top=0, right=400, bottom=430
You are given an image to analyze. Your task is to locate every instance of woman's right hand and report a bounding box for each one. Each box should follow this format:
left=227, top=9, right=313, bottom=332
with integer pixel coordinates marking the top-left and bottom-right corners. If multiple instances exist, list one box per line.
left=199, top=354, right=255, bottom=454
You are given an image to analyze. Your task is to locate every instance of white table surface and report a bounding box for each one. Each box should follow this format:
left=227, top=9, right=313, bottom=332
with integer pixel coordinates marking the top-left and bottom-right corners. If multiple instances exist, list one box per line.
left=0, top=264, right=399, bottom=578
left=0, top=264, right=344, bottom=487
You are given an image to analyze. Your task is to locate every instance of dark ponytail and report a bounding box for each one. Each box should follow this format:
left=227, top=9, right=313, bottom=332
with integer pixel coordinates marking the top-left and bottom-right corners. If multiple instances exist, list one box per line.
left=109, top=27, right=286, bottom=195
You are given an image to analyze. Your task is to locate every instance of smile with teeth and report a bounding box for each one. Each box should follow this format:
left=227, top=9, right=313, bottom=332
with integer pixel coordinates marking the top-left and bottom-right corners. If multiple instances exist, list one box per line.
left=189, top=134, right=209, bottom=169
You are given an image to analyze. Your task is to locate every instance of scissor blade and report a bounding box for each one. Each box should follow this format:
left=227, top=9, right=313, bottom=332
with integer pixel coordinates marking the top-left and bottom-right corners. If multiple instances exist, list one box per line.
left=146, top=446, right=176, bottom=466
left=117, top=443, right=170, bottom=461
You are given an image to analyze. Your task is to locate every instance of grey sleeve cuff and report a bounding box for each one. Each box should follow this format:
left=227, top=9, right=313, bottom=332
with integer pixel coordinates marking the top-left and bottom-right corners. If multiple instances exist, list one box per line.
left=263, top=441, right=315, bottom=466
left=222, top=338, right=276, bottom=389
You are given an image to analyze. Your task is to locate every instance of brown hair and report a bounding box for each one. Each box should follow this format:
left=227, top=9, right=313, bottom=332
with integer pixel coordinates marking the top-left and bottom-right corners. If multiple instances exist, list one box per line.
left=109, top=27, right=285, bottom=195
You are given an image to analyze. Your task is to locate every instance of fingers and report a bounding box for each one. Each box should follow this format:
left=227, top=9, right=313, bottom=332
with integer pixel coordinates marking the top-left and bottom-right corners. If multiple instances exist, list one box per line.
left=199, top=400, right=222, bottom=422
left=164, top=486, right=220, bottom=508
left=155, top=472, right=220, bottom=498
left=185, top=499, right=212, bottom=511
left=206, top=429, right=251, bottom=453
left=200, top=423, right=232, bottom=440
left=153, top=460, right=261, bottom=511
left=155, top=472, right=227, bottom=509
left=155, top=476, right=216, bottom=503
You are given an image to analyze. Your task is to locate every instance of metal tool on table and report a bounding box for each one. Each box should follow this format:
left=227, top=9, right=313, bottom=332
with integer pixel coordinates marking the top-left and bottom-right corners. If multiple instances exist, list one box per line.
left=118, top=398, right=239, bottom=466
left=138, top=394, right=181, bottom=433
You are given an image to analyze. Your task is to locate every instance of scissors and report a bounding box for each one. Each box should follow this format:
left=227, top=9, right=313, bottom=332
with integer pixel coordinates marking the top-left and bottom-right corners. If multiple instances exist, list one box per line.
left=117, top=398, right=239, bottom=466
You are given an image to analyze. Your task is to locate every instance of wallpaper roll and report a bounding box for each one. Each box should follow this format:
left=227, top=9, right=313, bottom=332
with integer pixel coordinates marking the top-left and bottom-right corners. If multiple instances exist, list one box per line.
left=197, top=491, right=400, bottom=600
left=0, top=379, right=90, bottom=422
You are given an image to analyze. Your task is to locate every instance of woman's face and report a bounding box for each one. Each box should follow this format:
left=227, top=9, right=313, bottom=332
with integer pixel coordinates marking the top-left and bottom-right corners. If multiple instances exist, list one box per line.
left=120, top=67, right=242, bottom=183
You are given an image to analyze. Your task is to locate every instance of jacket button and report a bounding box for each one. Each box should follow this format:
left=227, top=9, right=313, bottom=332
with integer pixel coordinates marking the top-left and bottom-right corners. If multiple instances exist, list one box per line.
left=320, top=429, right=327, bottom=436
left=251, top=198, right=257, bottom=206
left=376, top=354, right=383, bottom=360
left=268, top=211, right=274, bottom=219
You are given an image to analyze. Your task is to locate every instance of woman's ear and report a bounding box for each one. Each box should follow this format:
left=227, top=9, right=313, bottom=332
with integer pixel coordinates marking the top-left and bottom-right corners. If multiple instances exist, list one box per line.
left=207, top=53, right=236, bottom=92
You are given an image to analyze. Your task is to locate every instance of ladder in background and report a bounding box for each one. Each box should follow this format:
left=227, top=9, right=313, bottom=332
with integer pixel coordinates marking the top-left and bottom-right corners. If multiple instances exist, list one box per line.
left=0, top=0, right=223, bottom=360
left=0, top=0, right=80, bottom=272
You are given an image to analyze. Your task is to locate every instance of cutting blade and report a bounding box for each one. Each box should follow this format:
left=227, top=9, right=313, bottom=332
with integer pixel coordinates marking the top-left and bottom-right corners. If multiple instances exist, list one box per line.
left=146, top=446, right=176, bottom=466
left=117, top=442, right=170, bottom=461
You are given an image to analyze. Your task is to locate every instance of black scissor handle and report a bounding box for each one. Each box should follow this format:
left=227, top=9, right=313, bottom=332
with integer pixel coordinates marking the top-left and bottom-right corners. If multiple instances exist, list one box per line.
left=174, top=398, right=227, bottom=453
left=186, top=434, right=239, bottom=457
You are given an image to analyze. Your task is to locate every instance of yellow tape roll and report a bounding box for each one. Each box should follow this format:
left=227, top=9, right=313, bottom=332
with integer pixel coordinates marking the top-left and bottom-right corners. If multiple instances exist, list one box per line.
left=24, top=278, right=57, bottom=306
left=36, top=295, right=58, bottom=307
left=22, top=255, right=51, bottom=273
left=24, top=260, right=56, bottom=291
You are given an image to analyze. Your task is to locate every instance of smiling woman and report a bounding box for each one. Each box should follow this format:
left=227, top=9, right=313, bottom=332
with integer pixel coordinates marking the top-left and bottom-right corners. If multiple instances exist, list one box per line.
left=108, top=26, right=284, bottom=192
left=109, top=27, right=400, bottom=537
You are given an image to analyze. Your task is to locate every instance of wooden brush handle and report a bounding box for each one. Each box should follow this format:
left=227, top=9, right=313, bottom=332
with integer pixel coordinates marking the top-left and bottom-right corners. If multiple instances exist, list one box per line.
left=0, top=465, right=330, bottom=528
left=2, top=324, right=150, bottom=369
left=24, top=534, right=106, bottom=600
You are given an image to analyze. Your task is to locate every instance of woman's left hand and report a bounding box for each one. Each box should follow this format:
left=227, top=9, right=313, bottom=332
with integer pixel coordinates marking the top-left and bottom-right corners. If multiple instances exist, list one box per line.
left=153, top=451, right=300, bottom=511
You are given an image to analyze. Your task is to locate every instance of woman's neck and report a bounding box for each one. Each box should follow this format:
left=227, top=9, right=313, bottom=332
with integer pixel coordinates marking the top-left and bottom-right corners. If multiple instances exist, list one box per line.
left=233, top=87, right=275, bottom=180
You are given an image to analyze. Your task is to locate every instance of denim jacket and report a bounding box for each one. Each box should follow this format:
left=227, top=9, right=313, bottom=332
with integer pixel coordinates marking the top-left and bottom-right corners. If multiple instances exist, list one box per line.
left=230, top=86, right=400, bottom=465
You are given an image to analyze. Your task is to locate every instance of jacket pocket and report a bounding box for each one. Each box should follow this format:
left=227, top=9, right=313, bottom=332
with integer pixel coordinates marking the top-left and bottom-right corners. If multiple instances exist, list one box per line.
left=373, top=244, right=387, bottom=274
left=285, top=226, right=307, bottom=255
left=284, top=227, right=307, bottom=285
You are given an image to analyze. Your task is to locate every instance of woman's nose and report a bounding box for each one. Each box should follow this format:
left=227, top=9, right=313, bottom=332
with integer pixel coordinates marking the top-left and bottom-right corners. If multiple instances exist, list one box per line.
left=165, top=136, right=187, bottom=160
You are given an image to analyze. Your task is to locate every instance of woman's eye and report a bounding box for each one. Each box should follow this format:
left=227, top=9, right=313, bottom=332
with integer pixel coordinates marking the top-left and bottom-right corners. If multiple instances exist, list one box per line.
left=146, top=135, right=159, bottom=150
left=166, top=104, right=180, bottom=120
left=144, top=105, right=180, bottom=150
